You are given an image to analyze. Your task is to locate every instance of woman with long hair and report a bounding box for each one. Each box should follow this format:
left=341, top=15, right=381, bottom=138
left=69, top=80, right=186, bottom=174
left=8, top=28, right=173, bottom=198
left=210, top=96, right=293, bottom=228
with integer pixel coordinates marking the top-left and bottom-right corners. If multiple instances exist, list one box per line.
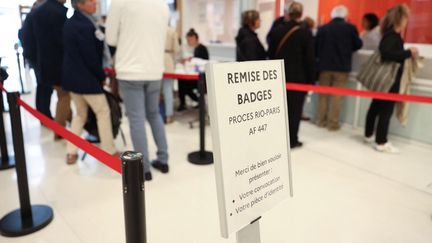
left=364, top=5, right=419, bottom=153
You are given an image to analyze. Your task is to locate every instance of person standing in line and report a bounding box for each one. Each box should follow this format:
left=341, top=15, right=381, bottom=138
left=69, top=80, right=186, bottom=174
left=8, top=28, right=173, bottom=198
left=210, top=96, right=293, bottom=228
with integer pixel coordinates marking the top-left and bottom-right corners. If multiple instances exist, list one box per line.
left=163, top=26, right=180, bottom=124
left=268, top=2, right=315, bottom=149
left=21, top=0, right=54, bottom=121
left=364, top=5, right=418, bottom=153
left=236, top=10, right=267, bottom=61
left=315, top=5, right=363, bottom=131
left=106, top=0, right=169, bottom=180
left=62, top=0, right=120, bottom=164
left=361, top=13, right=381, bottom=50
left=266, top=1, right=294, bottom=45
left=177, top=29, right=209, bottom=112
left=31, top=0, right=72, bottom=139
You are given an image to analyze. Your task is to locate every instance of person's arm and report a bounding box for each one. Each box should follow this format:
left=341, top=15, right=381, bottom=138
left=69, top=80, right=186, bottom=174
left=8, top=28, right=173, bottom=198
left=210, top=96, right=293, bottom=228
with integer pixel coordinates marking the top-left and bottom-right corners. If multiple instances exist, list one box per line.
left=351, top=26, right=363, bottom=51
left=106, top=0, right=122, bottom=48
left=380, top=35, right=412, bottom=62
left=314, top=28, right=322, bottom=60
left=195, top=45, right=209, bottom=60
left=267, top=30, right=277, bottom=59
left=21, top=13, right=37, bottom=63
left=302, top=31, right=315, bottom=84
left=173, top=31, right=181, bottom=55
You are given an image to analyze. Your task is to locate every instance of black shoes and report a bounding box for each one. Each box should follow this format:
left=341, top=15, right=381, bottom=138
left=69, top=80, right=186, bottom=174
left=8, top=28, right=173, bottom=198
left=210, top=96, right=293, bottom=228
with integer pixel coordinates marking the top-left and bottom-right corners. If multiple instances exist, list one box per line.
left=290, top=141, right=303, bottom=149
left=151, top=160, right=169, bottom=173
left=177, top=105, right=186, bottom=112
left=145, top=172, right=153, bottom=181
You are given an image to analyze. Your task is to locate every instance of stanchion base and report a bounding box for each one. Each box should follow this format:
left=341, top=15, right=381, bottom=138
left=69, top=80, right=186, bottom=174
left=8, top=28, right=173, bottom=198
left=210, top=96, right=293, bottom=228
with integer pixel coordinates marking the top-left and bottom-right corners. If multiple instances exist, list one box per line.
left=0, top=156, right=15, bottom=170
left=187, top=151, right=214, bottom=165
left=0, top=205, right=54, bottom=237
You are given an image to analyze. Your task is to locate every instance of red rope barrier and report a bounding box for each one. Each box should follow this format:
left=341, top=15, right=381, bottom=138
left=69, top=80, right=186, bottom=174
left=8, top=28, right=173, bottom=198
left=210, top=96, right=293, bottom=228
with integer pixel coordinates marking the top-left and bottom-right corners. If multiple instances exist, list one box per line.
left=0, top=82, right=121, bottom=173
left=163, top=73, right=199, bottom=80
left=286, top=83, right=432, bottom=104
left=18, top=99, right=122, bottom=173
left=17, top=99, right=122, bottom=173
left=1, top=78, right=431, bottom=175
left=0, top=83, right=6, bottom=92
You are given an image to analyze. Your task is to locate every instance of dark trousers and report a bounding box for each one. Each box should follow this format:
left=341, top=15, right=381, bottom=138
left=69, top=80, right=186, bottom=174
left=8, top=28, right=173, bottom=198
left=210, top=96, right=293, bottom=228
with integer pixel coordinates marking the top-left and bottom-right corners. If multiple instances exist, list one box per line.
left=287, top=90, right=306, bottom=145
left=31, top=62, right=53, bottom=119
left=178, top=79, right=199, bottom=107
left=365, top=80, right=400, bottom=144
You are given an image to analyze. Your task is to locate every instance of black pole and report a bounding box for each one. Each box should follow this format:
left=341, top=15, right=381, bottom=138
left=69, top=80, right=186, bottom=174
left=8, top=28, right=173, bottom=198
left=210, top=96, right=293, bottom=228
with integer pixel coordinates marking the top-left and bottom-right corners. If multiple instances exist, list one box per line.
left=187, top=73, right=213, bottom=165
left=0, top=92, right=53, bottom=237
left=121, top=151, right=146, bottom=243
left=0, top=88, right=15, bottom=170
left=16, top=47, right=30, bottom=94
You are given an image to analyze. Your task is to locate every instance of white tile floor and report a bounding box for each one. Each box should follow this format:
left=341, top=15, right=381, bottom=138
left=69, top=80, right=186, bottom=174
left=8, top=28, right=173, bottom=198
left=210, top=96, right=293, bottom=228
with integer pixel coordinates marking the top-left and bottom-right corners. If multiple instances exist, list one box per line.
left=1, top=95, right=432, bottom=243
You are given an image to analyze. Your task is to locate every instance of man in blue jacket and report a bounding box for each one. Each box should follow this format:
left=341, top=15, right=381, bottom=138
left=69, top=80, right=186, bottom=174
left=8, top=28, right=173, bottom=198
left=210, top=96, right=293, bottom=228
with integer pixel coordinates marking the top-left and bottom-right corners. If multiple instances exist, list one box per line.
left=62, top=0, right=119, bottom=165
left=315, top=5, right=363, bottom=131
left=32, top=0, right=71, bottom=139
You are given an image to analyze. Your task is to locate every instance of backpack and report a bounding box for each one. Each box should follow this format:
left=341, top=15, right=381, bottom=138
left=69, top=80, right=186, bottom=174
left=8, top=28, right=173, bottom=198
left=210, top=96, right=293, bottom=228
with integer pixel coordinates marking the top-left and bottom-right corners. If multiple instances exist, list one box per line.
left=84, top=91, right=122, bottom=139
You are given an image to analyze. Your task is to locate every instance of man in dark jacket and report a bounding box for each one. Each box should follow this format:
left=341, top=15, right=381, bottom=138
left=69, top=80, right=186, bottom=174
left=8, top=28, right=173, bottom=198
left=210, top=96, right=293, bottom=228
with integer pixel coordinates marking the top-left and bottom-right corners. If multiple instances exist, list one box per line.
left=21, top=0, right=53, bottom=120
left=63, top=0, right=119, bottom=165
left=315, top=5, right=362, bottom=131
left=268, top=2, right=315, bottom=149
left=32, top=0, right=71, bottom=139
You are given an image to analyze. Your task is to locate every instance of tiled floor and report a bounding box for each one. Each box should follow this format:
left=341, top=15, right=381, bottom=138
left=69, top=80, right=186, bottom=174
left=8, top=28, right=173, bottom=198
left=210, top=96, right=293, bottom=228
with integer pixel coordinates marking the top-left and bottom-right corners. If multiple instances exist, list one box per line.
left=1, top=95, right=432, bottom=243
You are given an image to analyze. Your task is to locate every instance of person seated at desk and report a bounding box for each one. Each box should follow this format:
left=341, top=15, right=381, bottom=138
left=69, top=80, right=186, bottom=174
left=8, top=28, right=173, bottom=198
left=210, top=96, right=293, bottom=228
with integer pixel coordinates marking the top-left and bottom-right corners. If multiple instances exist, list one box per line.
left=177, top=28, right=209, bottom=112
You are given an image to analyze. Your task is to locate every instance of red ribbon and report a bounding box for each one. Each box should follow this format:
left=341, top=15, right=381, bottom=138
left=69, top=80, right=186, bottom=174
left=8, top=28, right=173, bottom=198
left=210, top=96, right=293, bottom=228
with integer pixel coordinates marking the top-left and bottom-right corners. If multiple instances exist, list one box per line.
left=0, top=82, right=121, bottom=173
left=0, top=83, right=6, bottom=92
left=286, top=83, right=432, bottom=104
left=16, top=96, right=122, bottom=174
left=163, top=73, right=199, bottom=80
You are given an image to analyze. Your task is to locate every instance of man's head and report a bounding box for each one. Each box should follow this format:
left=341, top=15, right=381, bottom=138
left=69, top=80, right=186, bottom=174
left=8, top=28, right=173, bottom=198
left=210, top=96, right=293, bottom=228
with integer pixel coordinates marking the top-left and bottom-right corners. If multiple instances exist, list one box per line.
left=71, top=0, right=97, bottom=14
left=287, top=2, right=303, bottom=21
left=331, top=5, right=349, bottom=20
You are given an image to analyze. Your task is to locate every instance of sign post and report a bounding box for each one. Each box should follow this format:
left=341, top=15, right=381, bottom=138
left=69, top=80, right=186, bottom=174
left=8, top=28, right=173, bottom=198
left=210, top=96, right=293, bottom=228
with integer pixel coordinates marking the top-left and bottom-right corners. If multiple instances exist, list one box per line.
left=206, top=60, right=293, bottom=240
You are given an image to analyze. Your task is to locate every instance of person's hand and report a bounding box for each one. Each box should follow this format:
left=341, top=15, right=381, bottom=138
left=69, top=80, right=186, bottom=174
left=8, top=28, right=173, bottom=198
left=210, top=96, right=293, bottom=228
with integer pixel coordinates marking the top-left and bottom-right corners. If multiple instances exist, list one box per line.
left=410, top=47, right=419, bottom=58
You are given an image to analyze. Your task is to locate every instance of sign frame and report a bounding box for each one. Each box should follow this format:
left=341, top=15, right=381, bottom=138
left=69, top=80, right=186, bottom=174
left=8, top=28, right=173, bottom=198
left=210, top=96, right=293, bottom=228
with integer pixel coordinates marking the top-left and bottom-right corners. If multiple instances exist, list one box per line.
left=206, top=60, right=293, bottom=238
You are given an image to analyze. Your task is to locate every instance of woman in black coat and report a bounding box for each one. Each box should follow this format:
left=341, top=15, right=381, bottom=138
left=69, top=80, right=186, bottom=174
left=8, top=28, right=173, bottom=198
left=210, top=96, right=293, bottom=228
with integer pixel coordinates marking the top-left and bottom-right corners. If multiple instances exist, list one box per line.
left=236, top=10, right=267, bottom=61
left=364, top=5, right=419, bottom=153
left=63, top=0, right=118, bottom=164
left=177, top=29, right=209, bottom=111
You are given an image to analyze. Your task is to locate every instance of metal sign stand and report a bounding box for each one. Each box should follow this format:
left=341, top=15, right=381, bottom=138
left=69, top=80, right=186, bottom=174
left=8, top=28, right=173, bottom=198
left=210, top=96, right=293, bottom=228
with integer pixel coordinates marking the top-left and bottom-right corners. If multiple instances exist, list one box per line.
left=236, top=218, right=261, bottom=243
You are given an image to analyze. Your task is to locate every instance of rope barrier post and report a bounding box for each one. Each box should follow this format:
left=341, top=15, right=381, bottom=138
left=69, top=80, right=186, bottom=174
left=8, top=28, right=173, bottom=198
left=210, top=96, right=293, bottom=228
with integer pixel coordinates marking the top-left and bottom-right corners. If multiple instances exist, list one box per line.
left=0, top=92, right=53, bottom=237
left=14, top=44, right=29, bottom=95
left=187, top=73, right=213, bottom=165
left=121, top=151, right=146, bottom=243
left=0, top=88, right=15, bottom=170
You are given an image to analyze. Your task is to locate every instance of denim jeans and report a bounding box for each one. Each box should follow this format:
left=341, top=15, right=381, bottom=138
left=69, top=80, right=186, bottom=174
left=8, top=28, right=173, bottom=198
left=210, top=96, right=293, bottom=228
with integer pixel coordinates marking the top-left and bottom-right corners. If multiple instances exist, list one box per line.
left=162, top=78, right=174, bottom=117
left=118, top=80, right=168, bottom=172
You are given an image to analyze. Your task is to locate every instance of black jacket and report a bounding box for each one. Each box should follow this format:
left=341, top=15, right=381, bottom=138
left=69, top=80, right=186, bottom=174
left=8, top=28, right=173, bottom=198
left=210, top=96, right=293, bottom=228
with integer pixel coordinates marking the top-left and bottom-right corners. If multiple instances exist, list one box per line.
left=266, top=16, right=285, bottom=44
left=62, top=11, right=105, bottom=94
left=379, top=30, right=412, bottom=93
left=32, top=0, right=67, bottom=86
left=315, top=18, right=362, bottom=72
left=194, top=44, right=209, bottom=60
left=268, top=20, right=315, bottom=84
left=236, top=27, right=267, bottom=61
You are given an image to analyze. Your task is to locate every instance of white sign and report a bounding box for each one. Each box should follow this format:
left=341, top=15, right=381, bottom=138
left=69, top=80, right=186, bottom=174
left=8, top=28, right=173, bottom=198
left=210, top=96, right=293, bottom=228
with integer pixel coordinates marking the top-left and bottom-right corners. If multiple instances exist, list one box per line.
left=206, top=60, right=293, bottom=238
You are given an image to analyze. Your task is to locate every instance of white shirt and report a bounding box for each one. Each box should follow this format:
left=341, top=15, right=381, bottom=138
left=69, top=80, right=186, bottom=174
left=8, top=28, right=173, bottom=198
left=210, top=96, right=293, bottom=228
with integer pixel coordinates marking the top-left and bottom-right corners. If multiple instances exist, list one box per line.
left=106, top=0, right=169, bottom=81
left=361, top=27, right=381, bottom=51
